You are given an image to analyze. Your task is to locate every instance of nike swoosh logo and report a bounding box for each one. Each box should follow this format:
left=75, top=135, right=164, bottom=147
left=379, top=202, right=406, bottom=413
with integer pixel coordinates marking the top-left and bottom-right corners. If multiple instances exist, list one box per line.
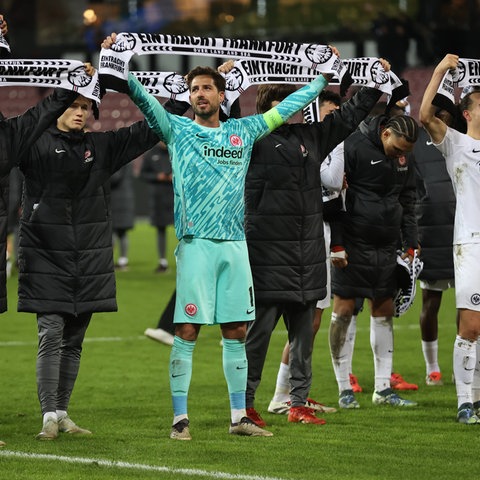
left=171, top=373, right=186, bottom=378
left=371, top=159, right=383, bottom=165
left=473, top=149, right=480, bottom=153
left=236, top=366, right=247, bottom=370
left=275, top=143, right=282, bottom=148
left=55, top=148, right=66, bottom=153
left=246, top=308, right=255, bottom=314
left=426, top=141, right=433, bottom=145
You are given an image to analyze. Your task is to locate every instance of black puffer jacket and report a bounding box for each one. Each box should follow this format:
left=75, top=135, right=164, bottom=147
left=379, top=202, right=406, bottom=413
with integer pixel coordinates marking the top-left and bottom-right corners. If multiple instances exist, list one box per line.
left=0, top=89, right=77, bottom=313
left=341, top=115, right=418, bottom=247
left=17, top=120, right=159, bottom=315
left=413, top=127, right=455, bottom=280
left=331, top=115, right=417, bottom=298
left=245, top=87, right=382, bottom=303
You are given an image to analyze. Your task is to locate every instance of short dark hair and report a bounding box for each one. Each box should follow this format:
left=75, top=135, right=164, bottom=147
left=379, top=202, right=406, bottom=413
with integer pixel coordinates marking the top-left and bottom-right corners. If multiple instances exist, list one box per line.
left=384, top=115, right=419, bottom=143
left=460, top=89, right=480, bottom=113
left=186, top=66, right=226, bottom=93
left=255, top=84, right=297, bottom=114
left=318, top=90, right=341, bottom=107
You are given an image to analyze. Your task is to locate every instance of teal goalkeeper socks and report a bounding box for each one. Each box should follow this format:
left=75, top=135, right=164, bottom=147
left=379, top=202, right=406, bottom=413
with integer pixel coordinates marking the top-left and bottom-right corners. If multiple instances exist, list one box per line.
left=170, top=336, right=195, bottom=416
left=222, top=338, right=247, bottom=410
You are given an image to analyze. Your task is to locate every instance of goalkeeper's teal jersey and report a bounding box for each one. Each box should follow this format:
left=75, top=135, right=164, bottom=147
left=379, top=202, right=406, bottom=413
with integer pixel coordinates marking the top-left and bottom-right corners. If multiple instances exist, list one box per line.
left=128, top=73, right=327, bottom=240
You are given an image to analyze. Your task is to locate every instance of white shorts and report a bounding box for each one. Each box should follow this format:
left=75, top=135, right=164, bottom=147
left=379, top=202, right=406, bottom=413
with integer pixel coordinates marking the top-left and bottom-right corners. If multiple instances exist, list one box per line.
left=454, top=243, right=480, bottom=311
left=316, top=222, right=331, bottom=310
left=419, top=278, right=455, bottom=291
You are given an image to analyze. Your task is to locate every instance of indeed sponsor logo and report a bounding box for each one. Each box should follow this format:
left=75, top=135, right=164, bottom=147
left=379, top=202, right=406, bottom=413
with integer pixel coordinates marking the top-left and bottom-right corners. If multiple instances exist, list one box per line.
left=203, top=144, right=243, bottom=159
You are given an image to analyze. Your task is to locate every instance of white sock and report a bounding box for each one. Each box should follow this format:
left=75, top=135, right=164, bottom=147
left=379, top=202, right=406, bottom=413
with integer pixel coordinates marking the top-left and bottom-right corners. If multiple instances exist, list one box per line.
left=43, top=411, right=57, bottom=425
left=329, top=312, right=353, bottom=393
left=370, top=316, right=393, bottom=393
left=117, top=256, right=128, bottom=267
left=56, top=410, right=67, bottom=421
left=231, top=409, right=246, bottom=424
left=472, top=340, right=480, bottom=404
left=173, top=413, right=188, bottom=425
left=453, top=335, right=476, bottom=408
left=272, top=362, right=290, bottom=403
left=422, top=340, right=440, bottom=375
left=346, top=315, right=357, bottom=374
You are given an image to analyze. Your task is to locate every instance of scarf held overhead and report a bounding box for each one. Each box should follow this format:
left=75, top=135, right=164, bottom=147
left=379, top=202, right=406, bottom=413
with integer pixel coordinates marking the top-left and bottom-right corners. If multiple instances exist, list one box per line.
left=99, top=32, right=353, bottom=93
left=0, top=59, right=101, bottom=103
left=128, top=57, right=400, bottom=116
left=434, top=58, right=480, bottom=113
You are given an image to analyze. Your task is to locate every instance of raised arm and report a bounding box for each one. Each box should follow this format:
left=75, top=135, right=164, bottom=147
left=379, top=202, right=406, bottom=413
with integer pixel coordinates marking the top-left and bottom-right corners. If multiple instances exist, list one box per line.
left=261, top=75, right=328, bottom=135
left=419, top=54, right=459, bottom=144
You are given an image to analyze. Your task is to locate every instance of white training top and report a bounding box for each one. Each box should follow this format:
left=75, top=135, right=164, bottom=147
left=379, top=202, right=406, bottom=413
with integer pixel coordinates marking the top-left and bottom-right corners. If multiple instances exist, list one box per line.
left=434, top=126, right=480, bottom=244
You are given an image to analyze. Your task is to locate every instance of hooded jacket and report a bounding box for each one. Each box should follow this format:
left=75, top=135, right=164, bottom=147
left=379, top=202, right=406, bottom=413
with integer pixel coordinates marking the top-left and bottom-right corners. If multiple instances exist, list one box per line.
left=340, top=115, right=418, bottom=249
left=17, top=119, right=159, bottom=315
left=245, top=87, right=382, bottom=303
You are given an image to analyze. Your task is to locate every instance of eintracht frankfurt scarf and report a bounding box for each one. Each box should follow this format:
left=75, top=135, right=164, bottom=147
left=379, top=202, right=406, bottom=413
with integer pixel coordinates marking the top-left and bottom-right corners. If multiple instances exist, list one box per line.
left=128, top=57, right=401, bottom=117
left=0, top=59, right=101, bottom=103
left=303, top=58, right=406, bottom=123
left=99, top=32, right=353, bottom=94
left=434, top=58, right=480, bottom=113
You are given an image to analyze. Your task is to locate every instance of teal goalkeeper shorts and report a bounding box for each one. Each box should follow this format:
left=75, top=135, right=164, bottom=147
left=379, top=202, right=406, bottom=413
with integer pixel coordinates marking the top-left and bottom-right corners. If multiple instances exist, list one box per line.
left=174, top=237, right=256, bottom=325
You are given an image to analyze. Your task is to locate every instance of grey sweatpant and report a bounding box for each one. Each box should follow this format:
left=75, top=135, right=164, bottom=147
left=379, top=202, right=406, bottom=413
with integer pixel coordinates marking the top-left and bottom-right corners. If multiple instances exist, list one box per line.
left=36, top=312, right=92, bottom=414
left=245, top=301, right=316, bottom=408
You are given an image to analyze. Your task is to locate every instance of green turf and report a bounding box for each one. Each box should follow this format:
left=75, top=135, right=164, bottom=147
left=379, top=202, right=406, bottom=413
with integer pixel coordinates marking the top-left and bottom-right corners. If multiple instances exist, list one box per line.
left=0, top=221, right=474, bottom=479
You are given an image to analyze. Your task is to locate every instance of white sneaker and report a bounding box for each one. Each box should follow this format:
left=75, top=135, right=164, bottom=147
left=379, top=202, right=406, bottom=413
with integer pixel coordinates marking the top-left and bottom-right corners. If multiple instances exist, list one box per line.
left=372, top=388, right=417, bottom=407
left=144, top=328, right=174, bottom=346
left=229, top=417, right=273, bottom=436
left=36, top=418, right=58, bottom=440
left=267, top=400, right=291, bottom=415
left=58, top=415, right=92, bottom=435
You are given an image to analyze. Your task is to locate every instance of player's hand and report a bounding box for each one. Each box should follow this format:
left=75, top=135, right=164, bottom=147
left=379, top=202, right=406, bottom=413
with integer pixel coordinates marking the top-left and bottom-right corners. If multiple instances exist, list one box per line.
left=329, top=45, right=340, bottom=58
left=83, top=62, right=96, bottom=77
left=101, top=33, right=117, bottom=49
left=331, top=248, right=348, bottom=268
left=218, top=60, right=235, bottom=74
left=0, top=15, right=7, bottom=36
left=378, top=58, right=391, bottom=72
left=435, top=54, right=459, bottom=75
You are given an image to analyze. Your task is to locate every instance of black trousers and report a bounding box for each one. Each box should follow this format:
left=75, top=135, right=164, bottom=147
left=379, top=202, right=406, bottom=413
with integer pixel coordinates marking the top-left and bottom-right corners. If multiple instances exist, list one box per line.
left=36, top=312, right=91, bottom=414
left=245, top=300, right=316, bottom=408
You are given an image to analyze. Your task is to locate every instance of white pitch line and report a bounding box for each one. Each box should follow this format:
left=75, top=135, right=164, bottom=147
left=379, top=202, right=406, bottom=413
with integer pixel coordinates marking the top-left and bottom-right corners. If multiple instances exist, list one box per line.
left=0, top=450, right=288, bottom=480
left=0, top=321, right=451, bottom=348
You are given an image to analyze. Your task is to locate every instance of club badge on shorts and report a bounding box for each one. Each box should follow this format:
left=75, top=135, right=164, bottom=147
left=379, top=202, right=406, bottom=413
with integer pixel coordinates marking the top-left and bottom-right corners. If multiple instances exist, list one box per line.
left=184, top=303, right=198, bottom=317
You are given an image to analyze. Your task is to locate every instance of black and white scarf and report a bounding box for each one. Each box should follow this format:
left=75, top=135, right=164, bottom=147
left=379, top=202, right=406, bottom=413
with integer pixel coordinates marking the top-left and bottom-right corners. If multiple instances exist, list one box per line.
left=0, top=59, right=101, bottom=103
left=99, top=32, right=353, bottom=94
left=434, top=58, right=480, bottom=113
left=125, top=57, right=401, bottom=116
left=0, top=30, right=10, bottom=54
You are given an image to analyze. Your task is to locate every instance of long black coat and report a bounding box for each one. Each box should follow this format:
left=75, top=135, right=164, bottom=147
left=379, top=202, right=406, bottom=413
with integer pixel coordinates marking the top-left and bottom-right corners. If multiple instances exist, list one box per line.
left=245, top=87, right=382, bottom=304
left=413, top=127, right=455, bottom=281
left=0, top=89, right=78, bottom=313
left=17, top=120, right=159, bottom=315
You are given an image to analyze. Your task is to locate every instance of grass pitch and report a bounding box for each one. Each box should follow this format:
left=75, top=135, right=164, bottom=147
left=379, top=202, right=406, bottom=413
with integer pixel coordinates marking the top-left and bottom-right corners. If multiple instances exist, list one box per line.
left=0, top=222, right=474, bottom=479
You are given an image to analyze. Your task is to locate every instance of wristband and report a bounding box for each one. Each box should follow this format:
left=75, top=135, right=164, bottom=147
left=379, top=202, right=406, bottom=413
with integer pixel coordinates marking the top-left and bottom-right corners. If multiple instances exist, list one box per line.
left=331, top=250, right=346, bottom=259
